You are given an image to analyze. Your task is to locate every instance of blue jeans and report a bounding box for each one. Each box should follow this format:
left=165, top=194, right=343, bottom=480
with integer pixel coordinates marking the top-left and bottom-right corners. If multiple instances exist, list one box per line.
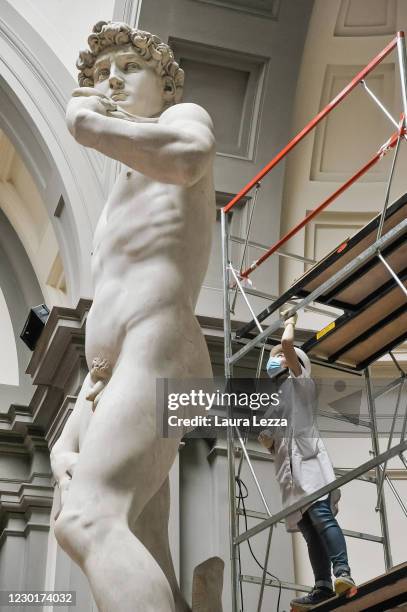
left=298, top=496, right=350, bottom=589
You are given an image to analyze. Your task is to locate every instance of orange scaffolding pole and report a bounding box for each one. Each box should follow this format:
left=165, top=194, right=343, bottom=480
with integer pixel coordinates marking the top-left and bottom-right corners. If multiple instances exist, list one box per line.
left=223, top=32, right=401, bottom=215
left=240, top=126, right=405, bottom=279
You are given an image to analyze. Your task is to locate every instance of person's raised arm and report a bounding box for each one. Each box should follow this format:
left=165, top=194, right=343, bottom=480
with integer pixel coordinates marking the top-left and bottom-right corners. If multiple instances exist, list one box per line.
left=281, top=312, right=302, bottom=377
left=66, top=92, right=215, bottom=186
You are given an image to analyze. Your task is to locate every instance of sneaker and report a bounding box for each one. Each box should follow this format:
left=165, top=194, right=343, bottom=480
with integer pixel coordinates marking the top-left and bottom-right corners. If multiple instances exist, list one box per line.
left=290, top=586, right=335, bottom=610
left=334, top=572, right=356, bottom=596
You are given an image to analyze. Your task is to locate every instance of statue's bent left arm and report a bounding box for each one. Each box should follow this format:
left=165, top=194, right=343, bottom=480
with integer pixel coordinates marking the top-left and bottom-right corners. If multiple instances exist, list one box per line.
left=67, top=94, right=215, bottom=186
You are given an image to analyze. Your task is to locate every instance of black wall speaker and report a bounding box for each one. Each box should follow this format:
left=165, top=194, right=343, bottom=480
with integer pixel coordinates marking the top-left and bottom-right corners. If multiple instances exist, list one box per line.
left=20, top=304, right=50, bottom=351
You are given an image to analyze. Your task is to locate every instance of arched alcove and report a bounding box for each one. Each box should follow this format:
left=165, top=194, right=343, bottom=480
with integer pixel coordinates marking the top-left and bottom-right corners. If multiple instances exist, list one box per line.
left=0, top=287, right=19, bottom=386
left=0, top=2, right=114, bottom=306
left=0, top=129, right=70, bottom=307
left=0, top=209, right=43, bottom=405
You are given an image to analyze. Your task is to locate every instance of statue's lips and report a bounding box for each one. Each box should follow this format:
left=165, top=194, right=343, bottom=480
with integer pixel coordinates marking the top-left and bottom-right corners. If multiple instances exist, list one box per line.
left=111, top=93, right=128, bottom=101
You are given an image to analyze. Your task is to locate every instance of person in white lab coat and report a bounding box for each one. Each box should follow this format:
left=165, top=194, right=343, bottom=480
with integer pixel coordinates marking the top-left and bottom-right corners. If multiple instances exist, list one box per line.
left=258, top=312, right=356, bottom=611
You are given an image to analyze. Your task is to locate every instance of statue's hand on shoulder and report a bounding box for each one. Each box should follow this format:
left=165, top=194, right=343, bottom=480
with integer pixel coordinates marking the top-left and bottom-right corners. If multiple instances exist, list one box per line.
left=66, top=87, right=109, bottom=144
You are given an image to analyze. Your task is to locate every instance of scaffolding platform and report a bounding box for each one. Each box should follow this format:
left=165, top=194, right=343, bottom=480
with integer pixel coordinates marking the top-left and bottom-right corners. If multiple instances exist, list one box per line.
left=310, top=562, right=407, bottom=611
left=221, top=31, right=407, bottom=612
left=235, top=193, right=407, bottom=371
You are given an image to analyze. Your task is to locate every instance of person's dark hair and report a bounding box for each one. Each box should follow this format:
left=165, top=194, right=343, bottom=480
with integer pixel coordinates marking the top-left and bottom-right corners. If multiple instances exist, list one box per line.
left=77, top=21, right=184, bottom=104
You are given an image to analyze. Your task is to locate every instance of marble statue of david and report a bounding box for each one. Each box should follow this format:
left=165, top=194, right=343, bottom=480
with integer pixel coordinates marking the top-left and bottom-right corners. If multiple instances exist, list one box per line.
left=50, top=21, right=216, bottom=612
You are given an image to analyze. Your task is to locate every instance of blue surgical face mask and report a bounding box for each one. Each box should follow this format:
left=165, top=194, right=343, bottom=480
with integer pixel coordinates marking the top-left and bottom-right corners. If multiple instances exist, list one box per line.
left=266, top=356, right=283, bottom=377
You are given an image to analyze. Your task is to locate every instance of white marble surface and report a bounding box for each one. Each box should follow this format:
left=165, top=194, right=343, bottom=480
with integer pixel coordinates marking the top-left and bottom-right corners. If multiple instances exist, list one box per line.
left=51, top=22, right=216, bottom=612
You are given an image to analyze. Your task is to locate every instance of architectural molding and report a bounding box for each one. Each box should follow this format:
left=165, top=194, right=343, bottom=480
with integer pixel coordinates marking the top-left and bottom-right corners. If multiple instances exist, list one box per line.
left=113, top=0, right=143, bottom=25
left=304, top=209, right=373, bottom=264
left=207, top=442, right=274, bottom=463
left=0, top=131, right=14, bottom=182
left=190, top=0, right=281, bottom=20
left=170, top=38, right=267, bottom=160
left=311, top=63, right=395, bottom=182
left=26, top=299, right=90, bottom=385
left=335, top=0, right=396, bottom=37
left=0, top=3, right=110, bottom=303
left=0, top=477, right=53, bottom=515
left=0, top=425, right=53, bottom=558
left=0, top=509, right=51, bottom=545
left=46, top=396, right=77, bottom=450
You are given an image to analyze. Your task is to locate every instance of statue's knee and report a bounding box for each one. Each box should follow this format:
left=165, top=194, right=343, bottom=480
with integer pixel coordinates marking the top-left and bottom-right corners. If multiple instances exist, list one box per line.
left=54, top=507, right=92, bottom=564
left=55, top=505, right=119, bottom=564
left=55, top=508, right=79, bottom=555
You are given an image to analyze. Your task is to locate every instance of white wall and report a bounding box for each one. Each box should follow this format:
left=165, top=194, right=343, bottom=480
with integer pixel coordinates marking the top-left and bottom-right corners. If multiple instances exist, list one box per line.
left=11, top=0, right=116, bottom=79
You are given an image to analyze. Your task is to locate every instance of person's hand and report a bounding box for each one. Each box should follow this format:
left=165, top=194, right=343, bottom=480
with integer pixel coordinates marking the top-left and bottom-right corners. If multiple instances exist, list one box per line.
left=281, top=309, right=298, bottom=327
left=258, top=430, right=274, bottom=451
left=86, top=379, right=107, bottom=412
left=66, top=87, right=110, bottom=142
left=51, top=450, right=79, bottom=505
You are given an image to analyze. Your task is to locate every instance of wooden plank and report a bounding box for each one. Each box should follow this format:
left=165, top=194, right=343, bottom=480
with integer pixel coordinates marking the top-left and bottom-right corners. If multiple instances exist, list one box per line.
left=309, top=282, right=407, bottom=362
left=310, top=563, right=407, bottom=611
left=301, top=196, right=407, bottom=298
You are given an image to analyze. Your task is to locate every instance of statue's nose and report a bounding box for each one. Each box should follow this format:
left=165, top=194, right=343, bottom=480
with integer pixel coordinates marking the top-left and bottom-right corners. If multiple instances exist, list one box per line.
left=109, top=74, right=124, bottom=90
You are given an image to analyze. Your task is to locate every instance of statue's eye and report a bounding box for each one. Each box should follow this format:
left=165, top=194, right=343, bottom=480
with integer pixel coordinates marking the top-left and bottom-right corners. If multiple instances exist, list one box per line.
left=96, top=69, right=110, bottom=81
left=124, top=62, right=139, bottom=71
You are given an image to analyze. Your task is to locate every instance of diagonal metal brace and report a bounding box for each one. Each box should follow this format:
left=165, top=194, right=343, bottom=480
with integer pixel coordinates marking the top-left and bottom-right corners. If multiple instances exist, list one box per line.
left=229, top=218, right=407, bottom=366
left=235, top=438, right=407, bottom=545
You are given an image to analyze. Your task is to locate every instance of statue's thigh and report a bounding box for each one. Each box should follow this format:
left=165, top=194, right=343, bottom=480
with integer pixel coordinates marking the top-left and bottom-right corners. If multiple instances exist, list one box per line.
left=67, top=363, right=180, bottom=517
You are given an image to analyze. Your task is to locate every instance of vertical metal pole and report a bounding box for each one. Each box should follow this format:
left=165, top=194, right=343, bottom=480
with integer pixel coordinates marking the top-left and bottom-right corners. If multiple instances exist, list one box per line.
left=235, top=426, right=272, bottom=517
left=397, top=32, right=407, bottom=122
left=382, top=469, right=407, bottom=518
left=231, top=183, right=261, bottom=312
left=256, top=527, right=273, bottom=612
left=365, top=369, right=393, bottom=569
left=376, top=380, right=404, bottom=509
left=399, top=452, right=407, bottom=470
left=256, top=343, right=266, bottom=379
left=399, top=392, right=407, bottom=442
left=398, top=377, right=407, bottom=470
left=222, top=210, right=240, bottom=612
left=376, top=133, right=401, bottom=242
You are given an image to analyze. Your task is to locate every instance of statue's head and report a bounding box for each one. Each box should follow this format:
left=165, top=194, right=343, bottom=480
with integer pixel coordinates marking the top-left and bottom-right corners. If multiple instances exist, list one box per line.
left=77, top=21, right=184, bottom=117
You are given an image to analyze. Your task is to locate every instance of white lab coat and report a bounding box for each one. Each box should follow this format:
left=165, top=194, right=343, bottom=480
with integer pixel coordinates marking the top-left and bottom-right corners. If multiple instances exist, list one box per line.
left=269, top=366, right=340, bottom=532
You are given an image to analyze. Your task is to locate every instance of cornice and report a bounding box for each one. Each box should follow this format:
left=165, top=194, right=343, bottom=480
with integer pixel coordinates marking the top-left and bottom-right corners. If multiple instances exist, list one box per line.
left=0, top=471, right=53, bottom=539
left=0, top=505, right=52, bottom=545
left=26, top=298, right=91, bottom=384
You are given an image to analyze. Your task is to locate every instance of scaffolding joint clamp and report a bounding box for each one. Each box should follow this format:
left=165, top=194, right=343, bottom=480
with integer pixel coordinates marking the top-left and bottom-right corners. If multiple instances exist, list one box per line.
left=229, top=266, right=253, bottom=289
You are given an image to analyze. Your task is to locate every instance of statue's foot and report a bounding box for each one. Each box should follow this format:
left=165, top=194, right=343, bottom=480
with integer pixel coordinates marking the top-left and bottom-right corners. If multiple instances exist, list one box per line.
left=192, top=556, right=224, bottom=612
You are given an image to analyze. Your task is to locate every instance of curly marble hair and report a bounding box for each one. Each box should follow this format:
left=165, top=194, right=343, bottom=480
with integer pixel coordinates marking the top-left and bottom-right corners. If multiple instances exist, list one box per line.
left=77, top=21, right=184, bottom=103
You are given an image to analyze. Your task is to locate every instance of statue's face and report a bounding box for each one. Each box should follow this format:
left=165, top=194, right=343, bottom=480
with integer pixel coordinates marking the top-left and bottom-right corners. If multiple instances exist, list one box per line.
left=93, top=44, right=165, bottom=116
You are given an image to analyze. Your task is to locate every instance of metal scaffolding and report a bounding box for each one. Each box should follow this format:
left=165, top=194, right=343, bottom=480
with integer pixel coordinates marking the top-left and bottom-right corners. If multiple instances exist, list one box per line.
left=221, top=31, right=407, bottom=612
